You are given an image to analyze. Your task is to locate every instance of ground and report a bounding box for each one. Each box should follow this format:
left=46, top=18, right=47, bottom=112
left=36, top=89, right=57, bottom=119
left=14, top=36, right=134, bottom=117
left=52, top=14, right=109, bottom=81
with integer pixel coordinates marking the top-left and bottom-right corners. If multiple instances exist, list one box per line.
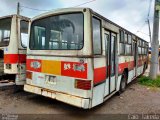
left=0, top=80, right=160, bottom=115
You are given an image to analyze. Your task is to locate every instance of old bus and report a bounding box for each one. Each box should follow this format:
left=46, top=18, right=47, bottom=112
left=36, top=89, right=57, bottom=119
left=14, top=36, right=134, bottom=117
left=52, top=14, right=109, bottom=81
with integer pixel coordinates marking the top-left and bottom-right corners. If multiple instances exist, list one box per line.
left=24, top=8, right=149, bottom=109
left=0, top=15, right=30, bottom=85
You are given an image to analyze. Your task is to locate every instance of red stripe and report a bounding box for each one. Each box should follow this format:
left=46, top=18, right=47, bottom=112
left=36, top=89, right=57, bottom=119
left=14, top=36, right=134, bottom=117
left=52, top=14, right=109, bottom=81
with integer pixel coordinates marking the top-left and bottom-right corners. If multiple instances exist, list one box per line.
left=61, top=61, right=87, bottom=79
left=118, top=61, right=135, bottom=74
left=94, top=61, right=135, bottom=85
left=94, top=67, right=106, bottom=85
left=93, top=61, right=136, bottom=80
left=4, top=54, right=26, bottom=64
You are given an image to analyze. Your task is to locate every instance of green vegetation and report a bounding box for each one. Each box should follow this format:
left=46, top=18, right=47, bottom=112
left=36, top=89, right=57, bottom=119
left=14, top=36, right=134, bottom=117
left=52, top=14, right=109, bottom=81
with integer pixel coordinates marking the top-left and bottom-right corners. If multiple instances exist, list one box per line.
left=138, top=76, right=160, bottom=88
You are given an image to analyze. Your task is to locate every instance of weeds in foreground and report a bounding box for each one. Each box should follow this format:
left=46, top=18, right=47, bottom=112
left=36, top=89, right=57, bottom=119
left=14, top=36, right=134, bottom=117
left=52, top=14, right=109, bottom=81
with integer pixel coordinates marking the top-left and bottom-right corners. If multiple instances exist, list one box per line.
left=138, top=76, right=160, bottom=88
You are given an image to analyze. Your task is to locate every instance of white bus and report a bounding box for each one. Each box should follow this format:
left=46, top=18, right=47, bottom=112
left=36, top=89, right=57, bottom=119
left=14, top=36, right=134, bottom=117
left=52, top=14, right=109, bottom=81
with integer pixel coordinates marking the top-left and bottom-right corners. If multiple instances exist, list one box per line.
left=0, top=14, right=30, bottom=85
left=24, top=8, right=149, bottom=109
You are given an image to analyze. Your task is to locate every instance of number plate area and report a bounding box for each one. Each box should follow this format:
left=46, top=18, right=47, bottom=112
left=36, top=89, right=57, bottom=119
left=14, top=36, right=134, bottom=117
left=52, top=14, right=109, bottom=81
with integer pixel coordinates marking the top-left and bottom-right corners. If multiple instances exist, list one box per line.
left=45, top=75, right=57, bottom=85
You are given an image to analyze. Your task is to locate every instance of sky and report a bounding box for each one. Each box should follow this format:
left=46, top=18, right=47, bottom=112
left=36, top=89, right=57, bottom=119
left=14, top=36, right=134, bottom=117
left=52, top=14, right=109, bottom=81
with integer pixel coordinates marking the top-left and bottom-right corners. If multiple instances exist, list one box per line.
left=0, top=0, right=155, bottom=43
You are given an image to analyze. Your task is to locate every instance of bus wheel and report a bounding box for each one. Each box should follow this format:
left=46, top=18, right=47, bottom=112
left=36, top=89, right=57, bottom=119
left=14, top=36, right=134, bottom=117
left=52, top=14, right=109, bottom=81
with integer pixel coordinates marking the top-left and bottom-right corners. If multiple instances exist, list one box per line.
left=143, top=64, right=146, bottom=73
left=119, top=72, right=127, bottom=93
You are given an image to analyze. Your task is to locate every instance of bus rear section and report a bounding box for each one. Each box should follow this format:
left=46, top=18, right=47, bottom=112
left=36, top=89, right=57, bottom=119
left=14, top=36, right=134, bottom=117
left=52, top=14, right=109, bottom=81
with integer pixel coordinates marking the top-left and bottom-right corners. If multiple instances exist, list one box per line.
left=25, top=57, right=93, bottom=108
left=0, top=15, right=30, bottom=85
left=24, top=8, right=95, bottom=108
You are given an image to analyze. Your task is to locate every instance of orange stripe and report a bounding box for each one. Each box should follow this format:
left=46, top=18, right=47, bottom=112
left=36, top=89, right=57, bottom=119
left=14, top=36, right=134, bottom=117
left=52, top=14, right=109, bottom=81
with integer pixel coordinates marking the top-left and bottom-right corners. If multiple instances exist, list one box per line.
left=42, top=60, right=61, bottom=75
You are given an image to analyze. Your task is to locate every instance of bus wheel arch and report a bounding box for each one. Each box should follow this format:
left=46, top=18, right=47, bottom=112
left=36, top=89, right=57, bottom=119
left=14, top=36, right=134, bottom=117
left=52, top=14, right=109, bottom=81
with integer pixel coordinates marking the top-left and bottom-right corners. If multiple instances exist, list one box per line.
left=143, top=62, right=147, bottom=73
left=119, top=68, right=128, bottom=93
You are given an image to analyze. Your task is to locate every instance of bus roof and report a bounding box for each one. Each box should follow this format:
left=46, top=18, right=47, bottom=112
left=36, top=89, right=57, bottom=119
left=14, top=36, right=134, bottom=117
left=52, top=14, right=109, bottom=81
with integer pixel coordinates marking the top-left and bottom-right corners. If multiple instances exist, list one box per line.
left=31, top=7, right=148, bottom=43
left=0, top=14, right=30, bottom=21
left=31, top=7, right=86, bottom=21
left=90, top=9, right=148, bottom=43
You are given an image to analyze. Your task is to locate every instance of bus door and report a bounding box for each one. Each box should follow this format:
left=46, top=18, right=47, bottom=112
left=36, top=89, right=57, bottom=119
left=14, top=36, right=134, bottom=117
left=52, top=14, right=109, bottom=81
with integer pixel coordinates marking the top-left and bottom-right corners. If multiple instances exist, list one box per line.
left=16, top=20, right=29, bottom=84
left=133, top=40, right=137, bottom=77
left=104, top=31, right=116, bottom=96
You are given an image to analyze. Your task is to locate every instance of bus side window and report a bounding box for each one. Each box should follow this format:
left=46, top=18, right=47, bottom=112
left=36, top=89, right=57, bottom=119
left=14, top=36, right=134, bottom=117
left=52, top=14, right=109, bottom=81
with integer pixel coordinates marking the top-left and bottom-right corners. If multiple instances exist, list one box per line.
left=138, top=40, right=142, bottom=55
left=92, top=17, right=102, bottom=55
left=20, top=20, right=29, bottom=48
left=0, top=18, right=11, bottom=47
left=125, top=34, right=132, bottom=55
left=119, top=30, right=125, bottom=55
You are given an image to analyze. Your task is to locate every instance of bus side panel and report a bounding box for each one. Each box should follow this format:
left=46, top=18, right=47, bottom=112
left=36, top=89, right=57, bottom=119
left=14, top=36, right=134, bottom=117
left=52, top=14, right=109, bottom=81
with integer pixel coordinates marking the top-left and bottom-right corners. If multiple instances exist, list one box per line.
left=137, top=56, right=143, bottom=76
left=117, top=75, right=122, bottom=91
left=16, top=18, right=28, bottom=85
left=127, top=56, right=135, bottom=83
left=92, top=83, right=105, bottom=107
left=16, top=49, right=26, bottom=85
left=91, top=57, right=106, bottom=107
left=118, top=56, right=135, bottom=83
left=4, top=16, right=19, bottom=74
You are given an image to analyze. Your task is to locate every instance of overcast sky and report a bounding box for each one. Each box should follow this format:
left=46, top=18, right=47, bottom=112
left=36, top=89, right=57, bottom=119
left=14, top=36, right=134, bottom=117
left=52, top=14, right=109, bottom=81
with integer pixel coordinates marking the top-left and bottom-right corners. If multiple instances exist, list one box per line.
left=0, top=0, right=155, bottom=43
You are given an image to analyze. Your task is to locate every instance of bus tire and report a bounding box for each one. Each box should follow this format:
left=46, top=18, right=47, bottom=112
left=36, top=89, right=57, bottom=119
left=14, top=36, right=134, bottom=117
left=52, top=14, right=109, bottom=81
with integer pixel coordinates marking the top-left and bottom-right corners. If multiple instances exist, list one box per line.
left=14, top=85, right=23, bottom=93
left=119, top=72, right=127, bottom=93
left=143, top=63, right=146, bottom=73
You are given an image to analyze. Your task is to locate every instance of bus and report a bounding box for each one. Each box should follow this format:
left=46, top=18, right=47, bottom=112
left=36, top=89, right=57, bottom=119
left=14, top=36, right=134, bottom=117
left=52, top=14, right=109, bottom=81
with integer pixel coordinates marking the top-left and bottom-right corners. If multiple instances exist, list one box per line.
left=0, top=14, right=30, bottom=85
left=24, top=8, right=149, bottom=109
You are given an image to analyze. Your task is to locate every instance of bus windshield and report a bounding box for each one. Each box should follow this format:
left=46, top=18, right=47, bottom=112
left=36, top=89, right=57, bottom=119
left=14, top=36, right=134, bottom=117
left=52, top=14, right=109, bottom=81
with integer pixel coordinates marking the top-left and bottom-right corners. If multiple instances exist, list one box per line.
left=30, top=13, right=84, bottom=50
left=0, top=17, right=12, bottom=47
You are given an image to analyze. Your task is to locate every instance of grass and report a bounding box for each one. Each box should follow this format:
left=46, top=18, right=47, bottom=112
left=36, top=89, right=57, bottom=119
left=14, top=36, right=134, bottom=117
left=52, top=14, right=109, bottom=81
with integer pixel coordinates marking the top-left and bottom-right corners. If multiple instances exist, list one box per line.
left=138, top=76, right=160, bottom=88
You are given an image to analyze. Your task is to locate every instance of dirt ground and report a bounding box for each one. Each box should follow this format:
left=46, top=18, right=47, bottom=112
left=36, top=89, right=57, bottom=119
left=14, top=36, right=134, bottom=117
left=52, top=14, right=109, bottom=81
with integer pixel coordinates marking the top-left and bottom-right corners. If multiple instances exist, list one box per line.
left=0, top=80, right=160, bottom=115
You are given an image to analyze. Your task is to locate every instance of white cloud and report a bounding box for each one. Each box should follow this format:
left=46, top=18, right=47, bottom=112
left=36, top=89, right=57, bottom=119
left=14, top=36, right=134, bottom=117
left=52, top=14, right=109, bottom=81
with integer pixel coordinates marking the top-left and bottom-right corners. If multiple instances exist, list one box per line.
left=0, top=0, right=156, bottom=43
left=58, top=0, right=154, bottom=43
left=0, top=1, right=16, bottom=16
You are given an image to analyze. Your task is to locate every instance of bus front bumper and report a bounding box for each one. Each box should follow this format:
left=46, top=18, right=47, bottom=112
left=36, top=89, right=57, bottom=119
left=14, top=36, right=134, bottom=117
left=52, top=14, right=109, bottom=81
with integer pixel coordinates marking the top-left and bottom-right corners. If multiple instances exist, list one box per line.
left=24, top=84, right=90, bottom=109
